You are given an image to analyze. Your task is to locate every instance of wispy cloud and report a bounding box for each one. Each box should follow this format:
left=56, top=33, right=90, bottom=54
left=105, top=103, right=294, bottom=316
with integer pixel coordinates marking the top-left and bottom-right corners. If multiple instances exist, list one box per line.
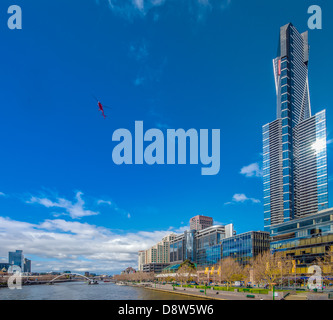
left=26, top=191, right=100, bottom=219
left=98, top=0, right=231, bottom=21
left=240, top=163, right=263, bottom=178
left=26, top=190, right=132, bottom=220
left=129, top=39, right=149, bottom=62
left=128, top=38, right=167, bottom=87
left=97, top=199, right=112, bottom=206
left=0, top=192, right=6, bottom=197
left=225, top=193, right=261, bottom=205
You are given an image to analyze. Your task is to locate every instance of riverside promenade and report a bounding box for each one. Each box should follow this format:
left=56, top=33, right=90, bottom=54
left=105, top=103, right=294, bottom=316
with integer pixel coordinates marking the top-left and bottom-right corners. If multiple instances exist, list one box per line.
left=130, top=283, right=283, bottom=300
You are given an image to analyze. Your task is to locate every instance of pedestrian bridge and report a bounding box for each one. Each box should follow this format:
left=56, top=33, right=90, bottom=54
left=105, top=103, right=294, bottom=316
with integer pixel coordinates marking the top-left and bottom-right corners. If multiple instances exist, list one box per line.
left=49, top=273, right=96, bottom=284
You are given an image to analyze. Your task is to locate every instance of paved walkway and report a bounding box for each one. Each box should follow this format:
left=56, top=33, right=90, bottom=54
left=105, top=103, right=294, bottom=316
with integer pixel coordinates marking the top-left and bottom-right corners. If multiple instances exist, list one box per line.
left=143, top=284, right=274, bottom=300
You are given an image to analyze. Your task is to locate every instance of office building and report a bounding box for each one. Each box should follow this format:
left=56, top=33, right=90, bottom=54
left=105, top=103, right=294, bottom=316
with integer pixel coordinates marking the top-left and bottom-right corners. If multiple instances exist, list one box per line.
left=169, top=223, right=258, bottom=267
left=263, top=23, right=328, bottom=232
left=170, top=225, right=233, bottom=265
left=23, top=258, right=31, bottom=273
left=190, top=215, right=213, bottom=231
left=270, top=208, right=333, bottom=269
left=196, top=225, right=233, bottom=267
left=170, top=229, right=198, bottom=264
left=170, top=226, right=269, bottom=267
left=221, top=231, right=271, bottom=265
left=8, top=250, right=24, bottom=269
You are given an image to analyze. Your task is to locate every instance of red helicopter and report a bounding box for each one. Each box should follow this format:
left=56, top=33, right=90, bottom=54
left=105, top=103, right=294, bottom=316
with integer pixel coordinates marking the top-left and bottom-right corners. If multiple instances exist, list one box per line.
left=92, top=95, right=111, bottom=119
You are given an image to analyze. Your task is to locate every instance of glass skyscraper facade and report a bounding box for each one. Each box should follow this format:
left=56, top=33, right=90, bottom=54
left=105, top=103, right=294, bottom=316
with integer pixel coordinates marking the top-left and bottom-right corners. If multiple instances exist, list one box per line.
left=169, top=225, right=270, bottom=267
left=8, top=250, right=24, bottom=269
left=263, top=23, right=329, bottom=232
left=221, top=232, right=270, bottom=265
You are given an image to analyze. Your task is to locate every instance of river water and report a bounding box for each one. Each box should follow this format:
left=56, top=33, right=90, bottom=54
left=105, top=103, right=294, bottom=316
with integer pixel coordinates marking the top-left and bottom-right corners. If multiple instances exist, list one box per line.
left=0, top=282, right=203, bottom=300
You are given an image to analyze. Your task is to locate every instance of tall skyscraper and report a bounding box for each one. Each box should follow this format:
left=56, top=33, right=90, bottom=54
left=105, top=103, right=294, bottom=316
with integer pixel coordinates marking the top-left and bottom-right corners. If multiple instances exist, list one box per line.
left=263, top=23, right=329, bottom=231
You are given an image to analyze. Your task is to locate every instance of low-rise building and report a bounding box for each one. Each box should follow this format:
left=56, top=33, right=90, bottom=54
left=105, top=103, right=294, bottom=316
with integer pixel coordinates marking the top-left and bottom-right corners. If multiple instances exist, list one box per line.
left=143, top=263, right=170, bottom=273
left=270, top=208, right=333, bottom=269
left=221, top=231, right=270, bottom=265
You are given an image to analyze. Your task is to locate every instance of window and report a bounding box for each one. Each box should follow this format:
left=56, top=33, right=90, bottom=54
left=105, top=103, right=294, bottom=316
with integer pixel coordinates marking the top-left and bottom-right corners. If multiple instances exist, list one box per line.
left=281, top=61, right=288, bottom=70
left=315, top=215, right=331, bottom=224
left=283, top=143, right=290, bottom=151
left=283, top=185, right=290, bottom=193
left=299, top=220, right=313, bottom=228
left=282, top=118, right=291, bottom=127
left=282, top=135, right=290, bottom=143
left=281, top=94, right=289, bottom=102
left=281, top=69, right=288, bottom=77
left=281, top=86, right=288, bottom=94
left=283, top=168, right=290, bottom=176
left=282, top=126, right=290, bottom=135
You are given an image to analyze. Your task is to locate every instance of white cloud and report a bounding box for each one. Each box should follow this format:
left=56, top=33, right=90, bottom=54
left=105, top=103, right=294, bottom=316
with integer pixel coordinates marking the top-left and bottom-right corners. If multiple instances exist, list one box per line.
left=26, top=191, right=132, bottom=220
left=0, top=216, right=175, bottom=274
left=26, top=191, right=99, bottom=219
left=0, top=192, right=6, bottom=197
left=97, top=200, right=112, bottom=206
left=225, top=193, right=261, bottom=205
left=240, top=163, right=263, bottom=178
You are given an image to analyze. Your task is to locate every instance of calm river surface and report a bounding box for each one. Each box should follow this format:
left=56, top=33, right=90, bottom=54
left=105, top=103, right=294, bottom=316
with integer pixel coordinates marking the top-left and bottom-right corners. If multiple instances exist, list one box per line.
left=0, top=282, right=202, bottom=300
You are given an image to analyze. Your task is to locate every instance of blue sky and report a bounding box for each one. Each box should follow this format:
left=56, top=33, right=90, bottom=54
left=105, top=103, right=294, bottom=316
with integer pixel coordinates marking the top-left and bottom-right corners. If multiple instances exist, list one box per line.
left=0, top=0, right=332, bottom=274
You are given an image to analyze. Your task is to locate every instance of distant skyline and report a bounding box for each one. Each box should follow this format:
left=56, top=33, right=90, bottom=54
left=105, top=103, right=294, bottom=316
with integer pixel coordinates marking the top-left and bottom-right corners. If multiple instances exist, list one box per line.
left=0, top=0, right=332, bottom=274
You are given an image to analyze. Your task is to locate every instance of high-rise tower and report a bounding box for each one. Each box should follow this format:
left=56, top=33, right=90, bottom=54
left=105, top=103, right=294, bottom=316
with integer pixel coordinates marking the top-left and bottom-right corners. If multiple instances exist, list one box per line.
left=263, top=23, right=329, bottom=231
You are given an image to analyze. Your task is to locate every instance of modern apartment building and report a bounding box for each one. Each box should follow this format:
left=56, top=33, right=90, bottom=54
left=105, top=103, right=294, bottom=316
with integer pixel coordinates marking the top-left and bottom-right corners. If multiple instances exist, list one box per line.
left=138, top=251, right=146, bottom=272
left=263, top=23, right=329, bottom=232
left=139, top=233, right=177, bottom=272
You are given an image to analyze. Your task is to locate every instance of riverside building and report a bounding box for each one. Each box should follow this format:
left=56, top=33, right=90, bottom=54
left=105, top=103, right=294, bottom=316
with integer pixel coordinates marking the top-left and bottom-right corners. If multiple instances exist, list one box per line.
left=140, top=233, right=177, bottom=273
left=8, top=250, right=24, bottom=270
left=263, top=23, right=328, bottom=231
left=139, top=215, right=270, bottom=272
left=263, top=23, right=329, bottom=231
left=264, top=24, right=332, bottom=269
